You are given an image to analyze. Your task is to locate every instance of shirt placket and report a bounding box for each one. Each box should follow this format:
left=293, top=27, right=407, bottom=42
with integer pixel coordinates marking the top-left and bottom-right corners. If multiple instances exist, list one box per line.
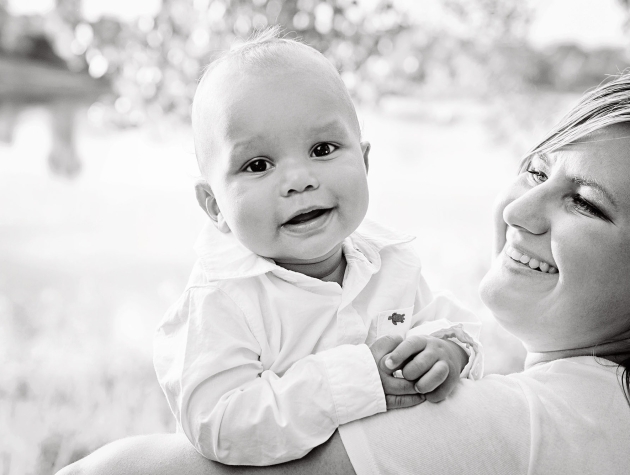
left=336, top=246, right=378, bottom=345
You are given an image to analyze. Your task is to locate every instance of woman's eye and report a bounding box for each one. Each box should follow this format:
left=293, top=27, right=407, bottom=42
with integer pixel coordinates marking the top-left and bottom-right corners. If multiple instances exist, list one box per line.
left=311, top=143, right=337, bottom=157
left=572, top=195, right=607, bottom=220
left=244, top=159, right=271, bottom=173
left=526, top=167, right=547, bottom=184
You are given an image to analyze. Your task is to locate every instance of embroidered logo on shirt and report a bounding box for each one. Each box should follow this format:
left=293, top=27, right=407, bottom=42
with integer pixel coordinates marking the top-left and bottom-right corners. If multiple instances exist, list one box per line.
left=388, top=312, right=405, bottom=325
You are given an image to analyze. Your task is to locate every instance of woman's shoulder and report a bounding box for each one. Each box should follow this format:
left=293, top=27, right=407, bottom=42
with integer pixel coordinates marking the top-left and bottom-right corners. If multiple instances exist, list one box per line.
left=341, top=360, right=630, bottom=475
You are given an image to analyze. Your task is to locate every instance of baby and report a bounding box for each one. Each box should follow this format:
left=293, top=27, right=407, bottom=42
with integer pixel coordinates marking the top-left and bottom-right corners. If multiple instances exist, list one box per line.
left=154, top=28, right=482, bottom=466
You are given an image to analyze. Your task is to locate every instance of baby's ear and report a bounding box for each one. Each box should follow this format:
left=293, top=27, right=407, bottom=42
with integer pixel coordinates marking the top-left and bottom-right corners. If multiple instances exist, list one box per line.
left=194, top=180, right=230, bottom=233
left=360, top=141, right=370, bottom=174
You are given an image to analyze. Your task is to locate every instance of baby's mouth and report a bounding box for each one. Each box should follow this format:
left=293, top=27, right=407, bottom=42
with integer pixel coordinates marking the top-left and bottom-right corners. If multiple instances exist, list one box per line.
left=505, top=246, right=558, bottom=274
left=283, top=208, right=330, bottom=226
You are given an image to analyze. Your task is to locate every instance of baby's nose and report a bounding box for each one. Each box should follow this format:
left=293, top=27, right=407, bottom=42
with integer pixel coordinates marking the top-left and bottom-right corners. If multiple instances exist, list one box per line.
left=281, top=163, right=320, bottom=195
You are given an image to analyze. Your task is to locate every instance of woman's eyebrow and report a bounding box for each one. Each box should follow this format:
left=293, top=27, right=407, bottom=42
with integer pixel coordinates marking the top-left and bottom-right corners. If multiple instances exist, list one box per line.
left=570, top=174, right=618, bottom=209
left=541, top=152, right=618, bottom=209
left=538, top=152, right=553, bottom=165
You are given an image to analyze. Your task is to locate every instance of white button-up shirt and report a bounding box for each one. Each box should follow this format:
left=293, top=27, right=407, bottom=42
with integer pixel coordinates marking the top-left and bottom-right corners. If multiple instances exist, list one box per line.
left=154, top=219, right=482, bottom=465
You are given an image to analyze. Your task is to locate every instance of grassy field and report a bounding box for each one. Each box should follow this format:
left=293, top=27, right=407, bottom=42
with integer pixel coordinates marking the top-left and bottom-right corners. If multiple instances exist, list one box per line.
left=0, top=91, right=576, bottom=474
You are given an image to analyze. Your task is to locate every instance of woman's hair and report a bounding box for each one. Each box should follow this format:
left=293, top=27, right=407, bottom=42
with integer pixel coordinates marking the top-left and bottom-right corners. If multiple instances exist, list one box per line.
left=519, top=71, right=630, bottom=172
left=520, top=71, right=630, bottom=404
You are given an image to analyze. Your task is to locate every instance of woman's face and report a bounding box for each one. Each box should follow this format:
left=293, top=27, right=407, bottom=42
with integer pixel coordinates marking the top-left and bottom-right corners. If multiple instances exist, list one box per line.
left=480, top=124, right=630, bottom=352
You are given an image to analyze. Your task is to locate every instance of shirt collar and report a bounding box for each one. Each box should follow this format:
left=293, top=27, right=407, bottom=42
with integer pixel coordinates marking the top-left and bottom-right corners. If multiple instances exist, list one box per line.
left=525, top=337, right=630, bottom=370
left=194, top=223, right=277, bottom=281
left=194, top=218, right=415, bottom=282
left=350, top=218, right=415, bottom=260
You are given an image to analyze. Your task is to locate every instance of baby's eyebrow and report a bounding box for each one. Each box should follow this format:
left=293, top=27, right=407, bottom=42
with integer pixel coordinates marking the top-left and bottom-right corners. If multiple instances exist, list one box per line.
left=229, top=135, right=267, bottom=155
left=309, top=119, right=349, bottom=136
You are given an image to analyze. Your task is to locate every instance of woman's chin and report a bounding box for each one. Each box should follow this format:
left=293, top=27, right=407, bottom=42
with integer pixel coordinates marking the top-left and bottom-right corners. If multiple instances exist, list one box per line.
left=479, top=268, right=502, bottom=315
left=479, top=262, right=528, bottom=330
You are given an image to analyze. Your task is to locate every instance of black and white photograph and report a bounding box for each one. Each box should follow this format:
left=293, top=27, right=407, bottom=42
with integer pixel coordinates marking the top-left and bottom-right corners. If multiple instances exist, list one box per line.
left=2, top=0, right=630, bottom=474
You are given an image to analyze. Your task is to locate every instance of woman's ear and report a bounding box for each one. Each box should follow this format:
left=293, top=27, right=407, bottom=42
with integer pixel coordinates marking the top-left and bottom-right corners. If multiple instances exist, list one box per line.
left=194, top=180, right=230, bottom=233
left=360, top=141, right=370, bottom=174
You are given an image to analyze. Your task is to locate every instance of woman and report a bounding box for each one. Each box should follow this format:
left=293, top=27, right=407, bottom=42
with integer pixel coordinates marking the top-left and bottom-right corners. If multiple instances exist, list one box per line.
left=58, top=73, right=630, bottom=475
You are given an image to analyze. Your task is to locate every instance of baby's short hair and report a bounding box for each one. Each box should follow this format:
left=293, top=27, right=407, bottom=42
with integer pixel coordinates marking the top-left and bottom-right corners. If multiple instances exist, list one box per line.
left=192, top=26, right=359, bottom=133
left=204, top=26, right=314, bottom=72
left=197, top=25, right=333, bottom=87
left=191, top=26, right=361, bottom=177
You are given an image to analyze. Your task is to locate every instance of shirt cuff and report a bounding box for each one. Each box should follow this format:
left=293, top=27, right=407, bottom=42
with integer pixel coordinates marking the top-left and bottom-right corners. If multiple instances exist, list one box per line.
left=406, top=321, right=484, bottom=380
left=317, top=344, right=386, bottom=425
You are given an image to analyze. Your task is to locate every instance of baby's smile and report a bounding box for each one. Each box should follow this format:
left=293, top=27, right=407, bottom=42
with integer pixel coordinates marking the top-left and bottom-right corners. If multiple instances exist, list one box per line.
left=281, top=207, right=334, bottom=235
left=283, top=207, right=332, bottom=226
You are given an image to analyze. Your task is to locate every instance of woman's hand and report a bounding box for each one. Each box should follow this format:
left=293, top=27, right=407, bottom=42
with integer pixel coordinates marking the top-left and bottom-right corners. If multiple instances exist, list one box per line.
left=369, top=335, right=426, bottom=410
left=384, top=335, right=468, bottom=403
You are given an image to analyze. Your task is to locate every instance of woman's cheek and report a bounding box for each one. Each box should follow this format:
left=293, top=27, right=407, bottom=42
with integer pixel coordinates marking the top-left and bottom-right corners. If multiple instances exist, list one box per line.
left=492, top=175, right=529, bottom=255
left=492, top=190, right=513, bottom=255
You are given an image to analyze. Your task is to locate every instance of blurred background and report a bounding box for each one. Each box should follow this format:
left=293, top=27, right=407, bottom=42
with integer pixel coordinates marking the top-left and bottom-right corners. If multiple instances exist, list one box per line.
left=1, top=0, right=629, bottom=473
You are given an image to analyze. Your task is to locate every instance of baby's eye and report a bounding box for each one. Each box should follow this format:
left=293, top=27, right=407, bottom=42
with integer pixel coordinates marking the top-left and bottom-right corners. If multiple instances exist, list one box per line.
left=311, top=143, right=337, bottom=157
left=244, top=159, right=272, bottom=173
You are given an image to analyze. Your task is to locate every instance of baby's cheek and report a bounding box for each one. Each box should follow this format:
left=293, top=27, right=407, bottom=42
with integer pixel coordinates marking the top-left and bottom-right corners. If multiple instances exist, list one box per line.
left=337, top=167, right=368, bottom=199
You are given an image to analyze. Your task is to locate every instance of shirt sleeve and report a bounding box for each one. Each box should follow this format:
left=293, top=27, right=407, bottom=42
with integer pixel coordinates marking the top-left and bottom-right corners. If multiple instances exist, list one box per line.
left=338, top=375, right=531, bottom=475
left=153, top=285, right=386, bottom=466
left=407, top=279, right=484, bottom=380
left=341, top=360, right=630, bottom=475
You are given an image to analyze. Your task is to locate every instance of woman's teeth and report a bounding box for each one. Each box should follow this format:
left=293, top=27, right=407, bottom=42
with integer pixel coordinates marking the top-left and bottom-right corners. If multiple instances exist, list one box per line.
left=505, top=246, right=558, bottom=274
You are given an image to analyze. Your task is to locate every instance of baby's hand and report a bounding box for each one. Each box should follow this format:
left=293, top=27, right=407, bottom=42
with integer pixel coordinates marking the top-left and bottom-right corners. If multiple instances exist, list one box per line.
left=369, top=335, right=426, bottom=410
left=384, top=335, right=468, bottom=403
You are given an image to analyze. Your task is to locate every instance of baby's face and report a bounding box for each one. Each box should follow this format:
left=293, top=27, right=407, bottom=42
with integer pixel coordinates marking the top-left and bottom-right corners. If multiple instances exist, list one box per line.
left=196, top=60, right=369, bottom=264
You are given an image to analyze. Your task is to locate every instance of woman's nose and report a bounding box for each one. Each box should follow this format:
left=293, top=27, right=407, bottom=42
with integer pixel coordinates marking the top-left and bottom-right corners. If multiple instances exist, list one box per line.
left=281, top=160, right=320, bottom=196
left=503, top=182, right=551, bottom=236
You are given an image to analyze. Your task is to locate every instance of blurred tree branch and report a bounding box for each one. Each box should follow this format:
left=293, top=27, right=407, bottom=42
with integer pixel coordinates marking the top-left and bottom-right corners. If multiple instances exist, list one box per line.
left=2, top=0, right=629, bottom=129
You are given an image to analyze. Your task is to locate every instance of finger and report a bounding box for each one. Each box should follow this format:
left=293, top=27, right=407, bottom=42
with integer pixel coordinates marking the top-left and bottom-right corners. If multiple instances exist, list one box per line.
left=424, top=371, right=462, bottom=403
left=370, top=335, right=404, bottom=368
left=386, top=394, right=426, bottom=410
left=424, top=385, right=454, bottom=403
left=382, top=374, right=419, bottom=395
left=414, top=360, right=449, bottom=394
left=401, top=350, right=439, bottom=381
left=384, top=335, right=428, bottom=370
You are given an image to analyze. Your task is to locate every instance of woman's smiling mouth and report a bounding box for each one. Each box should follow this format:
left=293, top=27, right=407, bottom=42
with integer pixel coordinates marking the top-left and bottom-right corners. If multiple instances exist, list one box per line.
left=505, top=245, right=558, bottom=274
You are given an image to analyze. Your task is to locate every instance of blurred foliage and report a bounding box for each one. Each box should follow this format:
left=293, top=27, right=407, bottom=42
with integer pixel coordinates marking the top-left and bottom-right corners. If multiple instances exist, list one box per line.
left=1, top=0, right=412, bottom=126
left=1, top=0, right=629, bottom=128
left=81, top=0, right=410, bottom=126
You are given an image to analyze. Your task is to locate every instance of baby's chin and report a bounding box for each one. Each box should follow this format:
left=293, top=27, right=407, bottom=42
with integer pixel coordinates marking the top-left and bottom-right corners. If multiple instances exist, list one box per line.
left=272, top=245, right=343, bottom=266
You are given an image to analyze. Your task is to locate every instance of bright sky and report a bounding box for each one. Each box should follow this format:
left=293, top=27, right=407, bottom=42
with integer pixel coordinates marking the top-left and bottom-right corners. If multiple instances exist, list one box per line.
left=528, top=0, right=627, bottom=49
left=6, top=0, right=162, bottom=22
left=6, top=0, right=628, bottom=49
